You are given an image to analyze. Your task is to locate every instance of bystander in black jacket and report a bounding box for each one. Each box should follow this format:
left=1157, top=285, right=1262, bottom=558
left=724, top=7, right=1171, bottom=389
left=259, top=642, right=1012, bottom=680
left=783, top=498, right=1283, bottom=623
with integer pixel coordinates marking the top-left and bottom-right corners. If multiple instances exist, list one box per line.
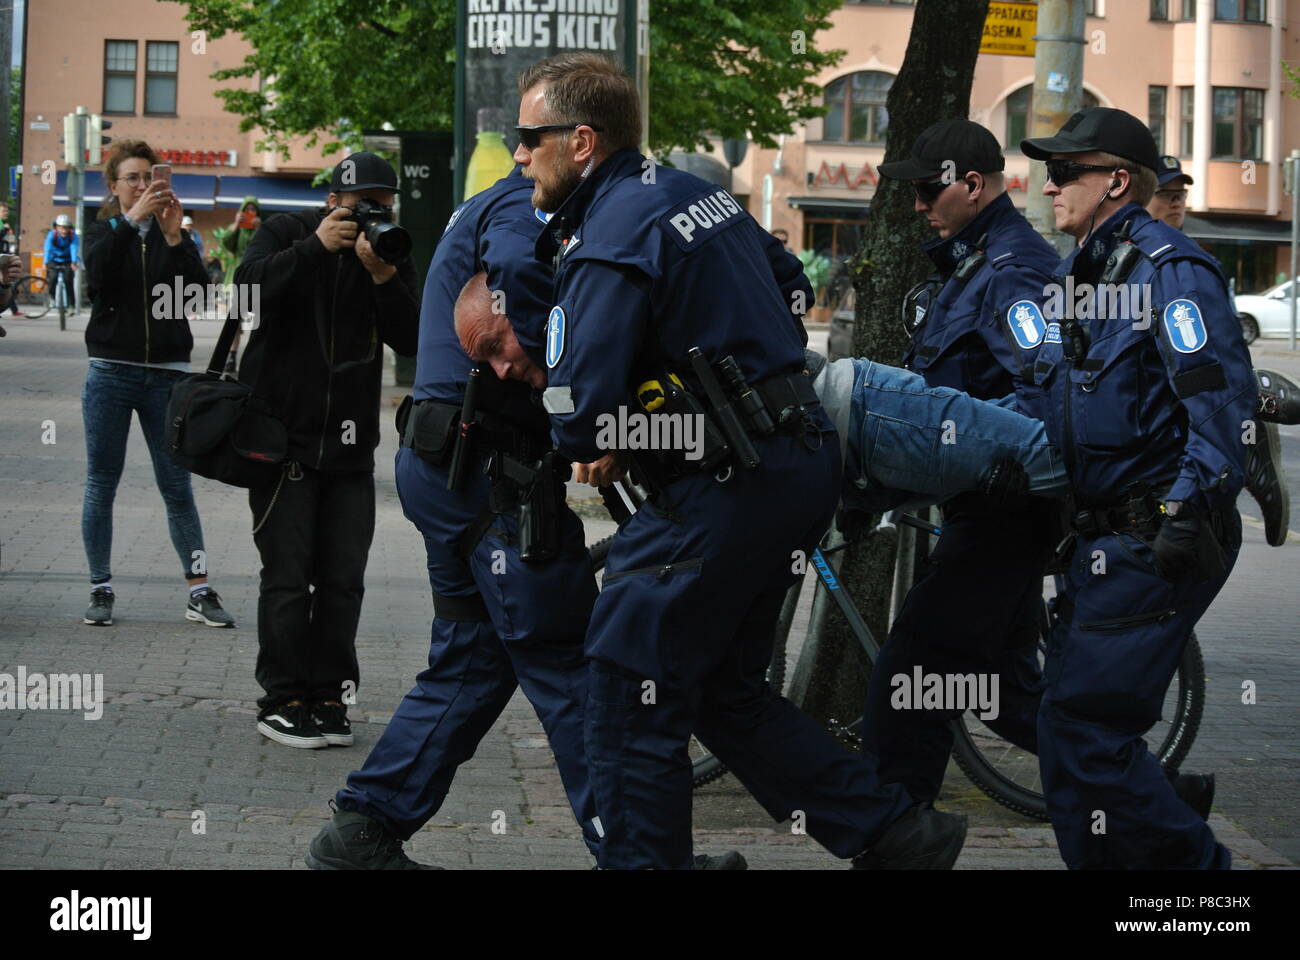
left=234, top=207, right=419, bottom=473
left=83, top=214, right=208, bottom=363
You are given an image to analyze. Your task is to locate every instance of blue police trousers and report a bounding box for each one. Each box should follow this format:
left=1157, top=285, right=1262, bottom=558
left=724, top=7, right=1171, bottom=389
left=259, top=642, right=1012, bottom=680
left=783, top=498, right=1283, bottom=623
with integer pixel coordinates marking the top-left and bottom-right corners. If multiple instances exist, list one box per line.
left=1040, top=520, right=1239, bottom=869
left=336, top=447, right=601, bottom=854
left=585, top=414, right=915, bottom=869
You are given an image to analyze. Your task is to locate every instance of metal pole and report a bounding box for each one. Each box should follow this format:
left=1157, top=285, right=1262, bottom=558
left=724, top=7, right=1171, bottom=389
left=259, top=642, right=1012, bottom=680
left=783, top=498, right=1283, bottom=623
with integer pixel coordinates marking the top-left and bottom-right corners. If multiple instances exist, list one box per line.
left=1291, top=149, right=1298, bottom=352
left=64, top=105, right=88, bottom=331
left=0, top=0, right=13, bottom=209
left=1026, top=0, right=1087, bottom=255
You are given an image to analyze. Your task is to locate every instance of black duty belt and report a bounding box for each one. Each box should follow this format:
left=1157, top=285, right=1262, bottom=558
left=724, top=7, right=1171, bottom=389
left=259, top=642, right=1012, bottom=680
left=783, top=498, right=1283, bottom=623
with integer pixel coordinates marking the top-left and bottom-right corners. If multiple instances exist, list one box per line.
left=1069, top=482, right=1172, bottom=539
left=397, top=397, right=548, bottom=468
left=751, top=370, right=822, bottom=435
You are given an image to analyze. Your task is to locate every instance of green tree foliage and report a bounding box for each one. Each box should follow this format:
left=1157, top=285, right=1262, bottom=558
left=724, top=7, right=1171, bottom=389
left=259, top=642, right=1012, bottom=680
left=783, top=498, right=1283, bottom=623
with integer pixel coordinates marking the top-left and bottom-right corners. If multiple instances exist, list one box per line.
left=166, top=0, right=842, bottom=158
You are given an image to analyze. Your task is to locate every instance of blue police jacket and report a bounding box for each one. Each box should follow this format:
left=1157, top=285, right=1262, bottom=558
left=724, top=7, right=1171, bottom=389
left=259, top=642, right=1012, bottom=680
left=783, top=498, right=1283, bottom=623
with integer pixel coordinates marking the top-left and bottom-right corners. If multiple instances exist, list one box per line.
left=1035, top=202, right=1255, bottom=512
left=533, top=148, right=813, bottom=462
left=413, top=168, right=554, bottom=404
left=907, top=192, right=1060, bottom=418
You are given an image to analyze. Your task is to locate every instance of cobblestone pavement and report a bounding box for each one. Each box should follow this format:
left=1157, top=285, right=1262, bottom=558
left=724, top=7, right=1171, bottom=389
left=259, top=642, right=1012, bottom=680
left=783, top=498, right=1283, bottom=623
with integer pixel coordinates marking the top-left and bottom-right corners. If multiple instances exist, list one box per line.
left=0, top=319, right=1295, bottom=869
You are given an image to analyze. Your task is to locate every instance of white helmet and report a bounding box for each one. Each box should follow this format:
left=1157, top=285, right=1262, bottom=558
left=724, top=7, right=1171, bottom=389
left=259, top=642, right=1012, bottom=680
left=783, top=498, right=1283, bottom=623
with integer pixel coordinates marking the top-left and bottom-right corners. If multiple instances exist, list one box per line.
left=54, top=214, right=73, bottom=227
left=182, top=216, right=194, bottom=227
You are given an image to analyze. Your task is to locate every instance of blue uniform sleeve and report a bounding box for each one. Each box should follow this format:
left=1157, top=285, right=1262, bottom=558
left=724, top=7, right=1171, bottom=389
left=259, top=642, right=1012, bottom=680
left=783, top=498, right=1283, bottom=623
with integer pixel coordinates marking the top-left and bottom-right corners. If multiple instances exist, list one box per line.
left=482, top=223, right=553, bottom=363
left=543, top=259, right=650, bottom=462
left=1154, top=259, right=1256, bottom=510
left=757, top=225, right=812, bottom=345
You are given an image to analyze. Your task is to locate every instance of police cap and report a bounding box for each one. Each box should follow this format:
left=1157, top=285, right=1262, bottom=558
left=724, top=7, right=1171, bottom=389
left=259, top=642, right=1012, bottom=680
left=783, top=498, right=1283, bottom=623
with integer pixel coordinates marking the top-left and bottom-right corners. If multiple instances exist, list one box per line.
left=1155, top=155, right=1194, bottom=187
left=879, top=118, right=1005, bottom=181
left=1021, top=107, right=1160, bottom=174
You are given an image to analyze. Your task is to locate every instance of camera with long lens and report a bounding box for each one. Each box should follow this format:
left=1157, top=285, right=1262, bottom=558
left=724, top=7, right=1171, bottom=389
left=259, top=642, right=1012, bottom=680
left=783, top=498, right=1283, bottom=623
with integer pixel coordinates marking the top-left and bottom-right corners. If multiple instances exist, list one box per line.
left=348, top=198, right=411, bottom=265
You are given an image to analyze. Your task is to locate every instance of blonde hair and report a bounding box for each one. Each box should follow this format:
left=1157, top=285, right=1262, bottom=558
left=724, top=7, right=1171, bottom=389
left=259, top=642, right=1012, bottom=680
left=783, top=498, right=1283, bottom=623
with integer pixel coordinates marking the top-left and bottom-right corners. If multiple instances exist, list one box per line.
left=1093, top=151, right=1157, bottom=207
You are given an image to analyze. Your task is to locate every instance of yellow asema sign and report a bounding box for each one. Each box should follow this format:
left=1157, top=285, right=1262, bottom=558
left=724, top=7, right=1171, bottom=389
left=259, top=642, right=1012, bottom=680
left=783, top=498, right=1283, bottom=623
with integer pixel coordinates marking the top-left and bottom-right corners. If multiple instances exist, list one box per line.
left=981, top=1, right=1037, bottom=58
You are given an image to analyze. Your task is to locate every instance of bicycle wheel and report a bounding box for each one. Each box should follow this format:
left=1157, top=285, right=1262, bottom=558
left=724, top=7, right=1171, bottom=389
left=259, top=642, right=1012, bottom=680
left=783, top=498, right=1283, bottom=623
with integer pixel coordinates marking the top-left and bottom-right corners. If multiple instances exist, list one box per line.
left=587, top=533, right=792, bottom=789
left=13, top=276, right=51, bottom=318
left=948, top=628, right=1206, bottom=821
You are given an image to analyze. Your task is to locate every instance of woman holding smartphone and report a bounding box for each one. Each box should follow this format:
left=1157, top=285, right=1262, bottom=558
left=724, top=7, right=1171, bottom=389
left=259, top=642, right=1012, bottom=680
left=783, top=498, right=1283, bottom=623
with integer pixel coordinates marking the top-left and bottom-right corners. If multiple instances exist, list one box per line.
left=79, top=139, right=233, bottom=629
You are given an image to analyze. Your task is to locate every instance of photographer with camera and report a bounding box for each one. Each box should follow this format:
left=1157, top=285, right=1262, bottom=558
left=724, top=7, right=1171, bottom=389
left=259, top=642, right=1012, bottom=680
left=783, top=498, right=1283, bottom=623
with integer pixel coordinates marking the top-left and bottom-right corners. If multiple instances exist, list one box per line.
left=233, top=152, right=418, bottom=749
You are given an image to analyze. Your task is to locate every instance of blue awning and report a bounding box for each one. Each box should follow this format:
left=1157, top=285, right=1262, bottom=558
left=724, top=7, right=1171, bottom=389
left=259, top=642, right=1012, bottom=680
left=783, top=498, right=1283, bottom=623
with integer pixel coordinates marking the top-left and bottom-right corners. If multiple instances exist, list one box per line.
left=53, top=170, right=218, bottom=209
left=215, top=175, right=324, bottom=211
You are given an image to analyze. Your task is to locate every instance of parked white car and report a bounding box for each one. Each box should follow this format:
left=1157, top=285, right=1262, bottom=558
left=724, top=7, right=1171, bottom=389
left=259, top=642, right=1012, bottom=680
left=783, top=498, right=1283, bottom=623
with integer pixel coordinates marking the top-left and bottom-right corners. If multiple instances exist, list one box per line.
left=1235, top=280, right=1298, bottom=343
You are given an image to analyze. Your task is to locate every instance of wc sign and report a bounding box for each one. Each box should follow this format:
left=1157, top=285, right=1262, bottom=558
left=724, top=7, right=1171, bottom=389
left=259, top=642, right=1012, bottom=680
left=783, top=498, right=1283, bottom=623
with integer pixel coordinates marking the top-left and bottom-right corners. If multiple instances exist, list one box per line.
left=403, top=164, right=431, bottom=200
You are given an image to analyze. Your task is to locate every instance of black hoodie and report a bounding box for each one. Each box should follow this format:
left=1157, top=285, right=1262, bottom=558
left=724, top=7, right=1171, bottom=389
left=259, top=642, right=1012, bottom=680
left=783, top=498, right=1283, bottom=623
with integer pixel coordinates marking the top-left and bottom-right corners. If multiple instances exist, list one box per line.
left=233, top=207, right=419, bottom=475
left=82, top=214, right=208, bottom=363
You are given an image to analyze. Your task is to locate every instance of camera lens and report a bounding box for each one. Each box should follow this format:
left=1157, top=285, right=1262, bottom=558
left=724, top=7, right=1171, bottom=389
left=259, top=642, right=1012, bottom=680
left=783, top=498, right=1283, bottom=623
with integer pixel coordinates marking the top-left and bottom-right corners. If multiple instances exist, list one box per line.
left=367, top=221, right=411, bottom=265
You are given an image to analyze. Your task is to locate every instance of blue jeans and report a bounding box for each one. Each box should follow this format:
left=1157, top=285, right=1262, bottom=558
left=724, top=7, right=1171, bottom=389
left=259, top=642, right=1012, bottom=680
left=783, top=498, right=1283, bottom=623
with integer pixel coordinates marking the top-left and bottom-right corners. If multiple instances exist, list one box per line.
left=845, top=358, right=1066, bottom=514
left=81, top=360, right=206, bottom=583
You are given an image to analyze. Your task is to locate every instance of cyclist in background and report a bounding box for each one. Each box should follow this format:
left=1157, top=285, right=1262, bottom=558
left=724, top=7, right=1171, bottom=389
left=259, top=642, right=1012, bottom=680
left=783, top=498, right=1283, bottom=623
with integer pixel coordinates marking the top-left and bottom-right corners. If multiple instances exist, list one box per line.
left=44, top=214, right=80, bottom=316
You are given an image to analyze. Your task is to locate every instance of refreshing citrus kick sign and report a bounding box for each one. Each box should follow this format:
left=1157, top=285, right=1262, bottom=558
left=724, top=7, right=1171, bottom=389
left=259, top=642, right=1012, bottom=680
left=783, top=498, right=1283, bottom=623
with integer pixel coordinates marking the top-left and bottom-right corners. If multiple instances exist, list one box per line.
left=981, top=1, right=1037, bottom=58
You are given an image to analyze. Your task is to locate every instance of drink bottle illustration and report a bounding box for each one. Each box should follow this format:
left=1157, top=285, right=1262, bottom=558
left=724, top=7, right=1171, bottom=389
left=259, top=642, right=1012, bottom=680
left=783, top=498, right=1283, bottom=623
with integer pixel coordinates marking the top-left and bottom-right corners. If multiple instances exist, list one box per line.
left=464, top=108, right=515, bottom=201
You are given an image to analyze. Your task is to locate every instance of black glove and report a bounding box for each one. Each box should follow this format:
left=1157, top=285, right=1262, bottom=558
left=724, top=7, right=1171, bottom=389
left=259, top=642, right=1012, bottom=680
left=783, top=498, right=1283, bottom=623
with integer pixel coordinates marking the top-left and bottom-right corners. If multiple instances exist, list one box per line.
left=981, top=457, right=1030, bottom=507
left=1152, top=503, right=1227, bottom=583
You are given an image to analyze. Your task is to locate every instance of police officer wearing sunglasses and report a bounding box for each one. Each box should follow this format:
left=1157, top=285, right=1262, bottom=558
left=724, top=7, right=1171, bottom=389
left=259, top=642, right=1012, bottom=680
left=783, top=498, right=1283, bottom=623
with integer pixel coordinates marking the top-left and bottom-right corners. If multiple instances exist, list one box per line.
left=861, top=119, right=1062, bottom=813
left=1021, top=107, right=1256, bottom=869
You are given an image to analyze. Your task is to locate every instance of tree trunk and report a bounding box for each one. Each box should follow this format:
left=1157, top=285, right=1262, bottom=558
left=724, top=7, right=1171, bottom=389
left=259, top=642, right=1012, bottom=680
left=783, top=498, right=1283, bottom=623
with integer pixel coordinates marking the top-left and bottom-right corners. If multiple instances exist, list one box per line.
left=801, top=0, right=989, bottom=727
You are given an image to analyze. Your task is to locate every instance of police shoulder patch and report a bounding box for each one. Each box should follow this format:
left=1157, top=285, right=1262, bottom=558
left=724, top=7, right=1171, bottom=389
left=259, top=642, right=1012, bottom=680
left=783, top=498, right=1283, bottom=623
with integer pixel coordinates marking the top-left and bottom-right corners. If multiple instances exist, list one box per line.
left=1006, top=299, right=1047, bottom=349
left=1163, top=298, right=1208, bottom=354
left=545, top=306, right=566, bottom=369
left=1044, top=321, right=1062, bottom=344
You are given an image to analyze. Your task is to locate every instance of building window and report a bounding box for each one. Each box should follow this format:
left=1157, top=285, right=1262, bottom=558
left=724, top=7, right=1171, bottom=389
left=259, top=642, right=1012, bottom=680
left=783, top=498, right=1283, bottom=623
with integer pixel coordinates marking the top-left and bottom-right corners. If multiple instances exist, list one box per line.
left=1179, top=86, right=1195, bottom=157
left=145, top=41, right=179, bottom=116
left=103, top=40, right=137, bottom=115
left=1212, top=87, right=1263, bottom=159
left=1179, top=0, right=1196, bottom=19
left=1005, top=86, right=1100, bottom=151
left=1151, top=0, right=1168, bottom=19
left=1149, top=86, right=1167, bottom=153
left=1215, top=0, right=1265, bottom=21
left=823, top=72, right=892, bottom=145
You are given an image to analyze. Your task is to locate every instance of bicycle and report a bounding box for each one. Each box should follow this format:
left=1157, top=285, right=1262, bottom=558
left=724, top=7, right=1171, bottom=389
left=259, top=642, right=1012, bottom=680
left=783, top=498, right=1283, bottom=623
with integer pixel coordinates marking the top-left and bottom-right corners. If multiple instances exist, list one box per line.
left=48, top=264, right=75, bottom=326
left=11, top=275, right=52, bottom=318
left=586, top=485, right=1205, bottom=821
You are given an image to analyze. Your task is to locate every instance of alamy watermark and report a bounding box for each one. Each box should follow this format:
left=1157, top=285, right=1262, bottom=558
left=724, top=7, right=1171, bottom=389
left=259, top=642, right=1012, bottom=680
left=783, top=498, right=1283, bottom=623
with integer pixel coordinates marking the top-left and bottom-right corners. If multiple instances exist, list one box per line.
left=1042, top=276, right=1153, bottom=327
left=152, top=279, right=260, bottom=328
left=890, top=667, right=1000, bottom=721
left=0, top=667, right=103, bottom=720
left=595, top=405, right=704, bottom=461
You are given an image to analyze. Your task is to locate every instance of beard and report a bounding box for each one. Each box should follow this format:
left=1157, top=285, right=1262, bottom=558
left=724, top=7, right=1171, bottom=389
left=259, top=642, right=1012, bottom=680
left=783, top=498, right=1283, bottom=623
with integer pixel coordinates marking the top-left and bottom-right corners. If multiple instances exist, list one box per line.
left=530, top=150, right=588, bottom=213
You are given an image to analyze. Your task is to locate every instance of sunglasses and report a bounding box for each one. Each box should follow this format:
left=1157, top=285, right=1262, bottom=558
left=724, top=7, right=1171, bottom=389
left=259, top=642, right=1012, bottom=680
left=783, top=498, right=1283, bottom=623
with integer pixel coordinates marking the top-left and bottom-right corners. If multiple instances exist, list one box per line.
left=912, top=177, right=957, bottom=204
left=1154, top=189, right=1188, bottom=203
left=515, top=123, right=605, bottom=149
left=1045, top=160, right=1127, bottom=187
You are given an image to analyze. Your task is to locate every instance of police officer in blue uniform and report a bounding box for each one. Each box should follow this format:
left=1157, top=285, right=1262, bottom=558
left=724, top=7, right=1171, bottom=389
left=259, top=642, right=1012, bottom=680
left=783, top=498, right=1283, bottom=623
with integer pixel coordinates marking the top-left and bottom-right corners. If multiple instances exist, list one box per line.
left=857, top=119, right=1063, bottom=806
left=509, top=53, right=967, bottom=870
left=306, top=168, right=606, bottom=869
left=1022, top=108, right=1256, bottom=868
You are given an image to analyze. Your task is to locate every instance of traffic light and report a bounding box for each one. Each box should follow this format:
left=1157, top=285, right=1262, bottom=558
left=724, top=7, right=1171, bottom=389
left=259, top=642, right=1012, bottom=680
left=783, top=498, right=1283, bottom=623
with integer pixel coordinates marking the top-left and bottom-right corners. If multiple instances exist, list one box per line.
left=88, top=115, right=113, bottom=164
left=62, top=113, right=81, bottom=166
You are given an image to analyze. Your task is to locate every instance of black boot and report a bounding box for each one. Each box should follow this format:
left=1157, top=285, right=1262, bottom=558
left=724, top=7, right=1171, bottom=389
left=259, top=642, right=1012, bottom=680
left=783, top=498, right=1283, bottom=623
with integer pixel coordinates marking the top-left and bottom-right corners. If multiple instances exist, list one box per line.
left=851, top=806, right=967, bottom=870
left=1256, top=368, right=1300, bottom=425
left=1244, top=418, right=1291, bottom=546
left=1167, top=769, right=1215, bottom=821
left=306, top=809, right=442, bottom=870
left=693, top=851, right=747, bottom=870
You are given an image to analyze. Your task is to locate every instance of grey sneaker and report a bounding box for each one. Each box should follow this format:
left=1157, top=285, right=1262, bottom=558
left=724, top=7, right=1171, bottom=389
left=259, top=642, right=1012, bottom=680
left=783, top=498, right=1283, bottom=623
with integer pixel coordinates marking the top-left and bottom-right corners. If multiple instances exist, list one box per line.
left=852, top=806, right=968, bottom=870
left=1244, top=419, right=1290, bottom=547
left=306, top=809, right=442, bottom=870
left=83, top=587, right=114, bottom=626
left=186, top=587, right=235, bottom=627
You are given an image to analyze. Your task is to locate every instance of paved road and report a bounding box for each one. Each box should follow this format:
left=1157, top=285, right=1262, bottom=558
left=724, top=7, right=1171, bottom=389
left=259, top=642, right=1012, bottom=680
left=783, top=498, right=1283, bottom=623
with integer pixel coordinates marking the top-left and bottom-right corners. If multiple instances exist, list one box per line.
left=0, top=317, right=1294, bottom=869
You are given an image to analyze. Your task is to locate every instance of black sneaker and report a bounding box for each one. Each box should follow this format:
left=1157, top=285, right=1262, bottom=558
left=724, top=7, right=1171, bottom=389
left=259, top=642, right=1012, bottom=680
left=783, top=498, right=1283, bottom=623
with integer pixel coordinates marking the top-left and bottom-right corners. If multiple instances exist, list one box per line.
left=83, top=587, right=114, bottom=626
left=306, top=809, right=441, bottom=870
left=1256, top=368, right=1300, bottom=425
left=257, top=701, right=328, bottom=749
left=186, top=587, right=235, bottom=627
left=852, top=805, right=968, bottom=870
left=1168, top=769, right=1215, bottom=821
left=313, top=701, right=354, bottom=747
left=693, top=851, right=747, bottom=870
left=1244, top=419, right=1290, bottom=547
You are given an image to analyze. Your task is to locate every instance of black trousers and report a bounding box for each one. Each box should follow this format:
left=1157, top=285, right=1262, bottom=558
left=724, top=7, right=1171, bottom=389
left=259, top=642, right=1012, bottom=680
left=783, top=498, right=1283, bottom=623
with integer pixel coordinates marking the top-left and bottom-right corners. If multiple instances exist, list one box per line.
left=249, top=465, right=375, bottom=711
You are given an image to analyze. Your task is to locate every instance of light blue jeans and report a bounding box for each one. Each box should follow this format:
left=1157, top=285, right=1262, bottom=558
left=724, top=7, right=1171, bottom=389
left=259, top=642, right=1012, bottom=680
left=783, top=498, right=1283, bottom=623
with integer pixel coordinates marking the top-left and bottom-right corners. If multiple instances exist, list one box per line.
left=844, top=358, right=1067, bottom=515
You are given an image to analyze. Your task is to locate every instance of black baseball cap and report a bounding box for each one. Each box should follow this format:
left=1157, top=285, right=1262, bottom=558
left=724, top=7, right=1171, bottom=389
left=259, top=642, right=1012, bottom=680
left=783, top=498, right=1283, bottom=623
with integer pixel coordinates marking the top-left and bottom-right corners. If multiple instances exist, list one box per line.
left=879, top=118, right=1006, bottom=181
left=1021, top=107, right=1160, bottom=174
left=328, top=151, right=400, bottom=193
left=1155, top=155, right=1194, bottom=187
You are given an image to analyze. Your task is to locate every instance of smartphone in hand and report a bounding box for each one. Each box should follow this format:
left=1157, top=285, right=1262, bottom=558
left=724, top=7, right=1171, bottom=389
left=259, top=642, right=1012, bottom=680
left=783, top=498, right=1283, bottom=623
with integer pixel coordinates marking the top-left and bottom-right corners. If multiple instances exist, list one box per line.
left=150, top=164, right=172, bottom=191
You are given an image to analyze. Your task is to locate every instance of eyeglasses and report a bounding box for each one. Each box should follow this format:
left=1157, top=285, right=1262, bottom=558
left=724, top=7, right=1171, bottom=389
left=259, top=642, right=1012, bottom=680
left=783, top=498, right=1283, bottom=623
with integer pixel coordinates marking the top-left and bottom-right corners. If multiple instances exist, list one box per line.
left=515, top=123, right=605, bottom=149
left=1154, top=189, right=1188, bottom=203
left=1044, top=160, right=1125, bottom=187
left=913, top=177, right=957, bottom=204
left=116, top=172, right=153, bottom=186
